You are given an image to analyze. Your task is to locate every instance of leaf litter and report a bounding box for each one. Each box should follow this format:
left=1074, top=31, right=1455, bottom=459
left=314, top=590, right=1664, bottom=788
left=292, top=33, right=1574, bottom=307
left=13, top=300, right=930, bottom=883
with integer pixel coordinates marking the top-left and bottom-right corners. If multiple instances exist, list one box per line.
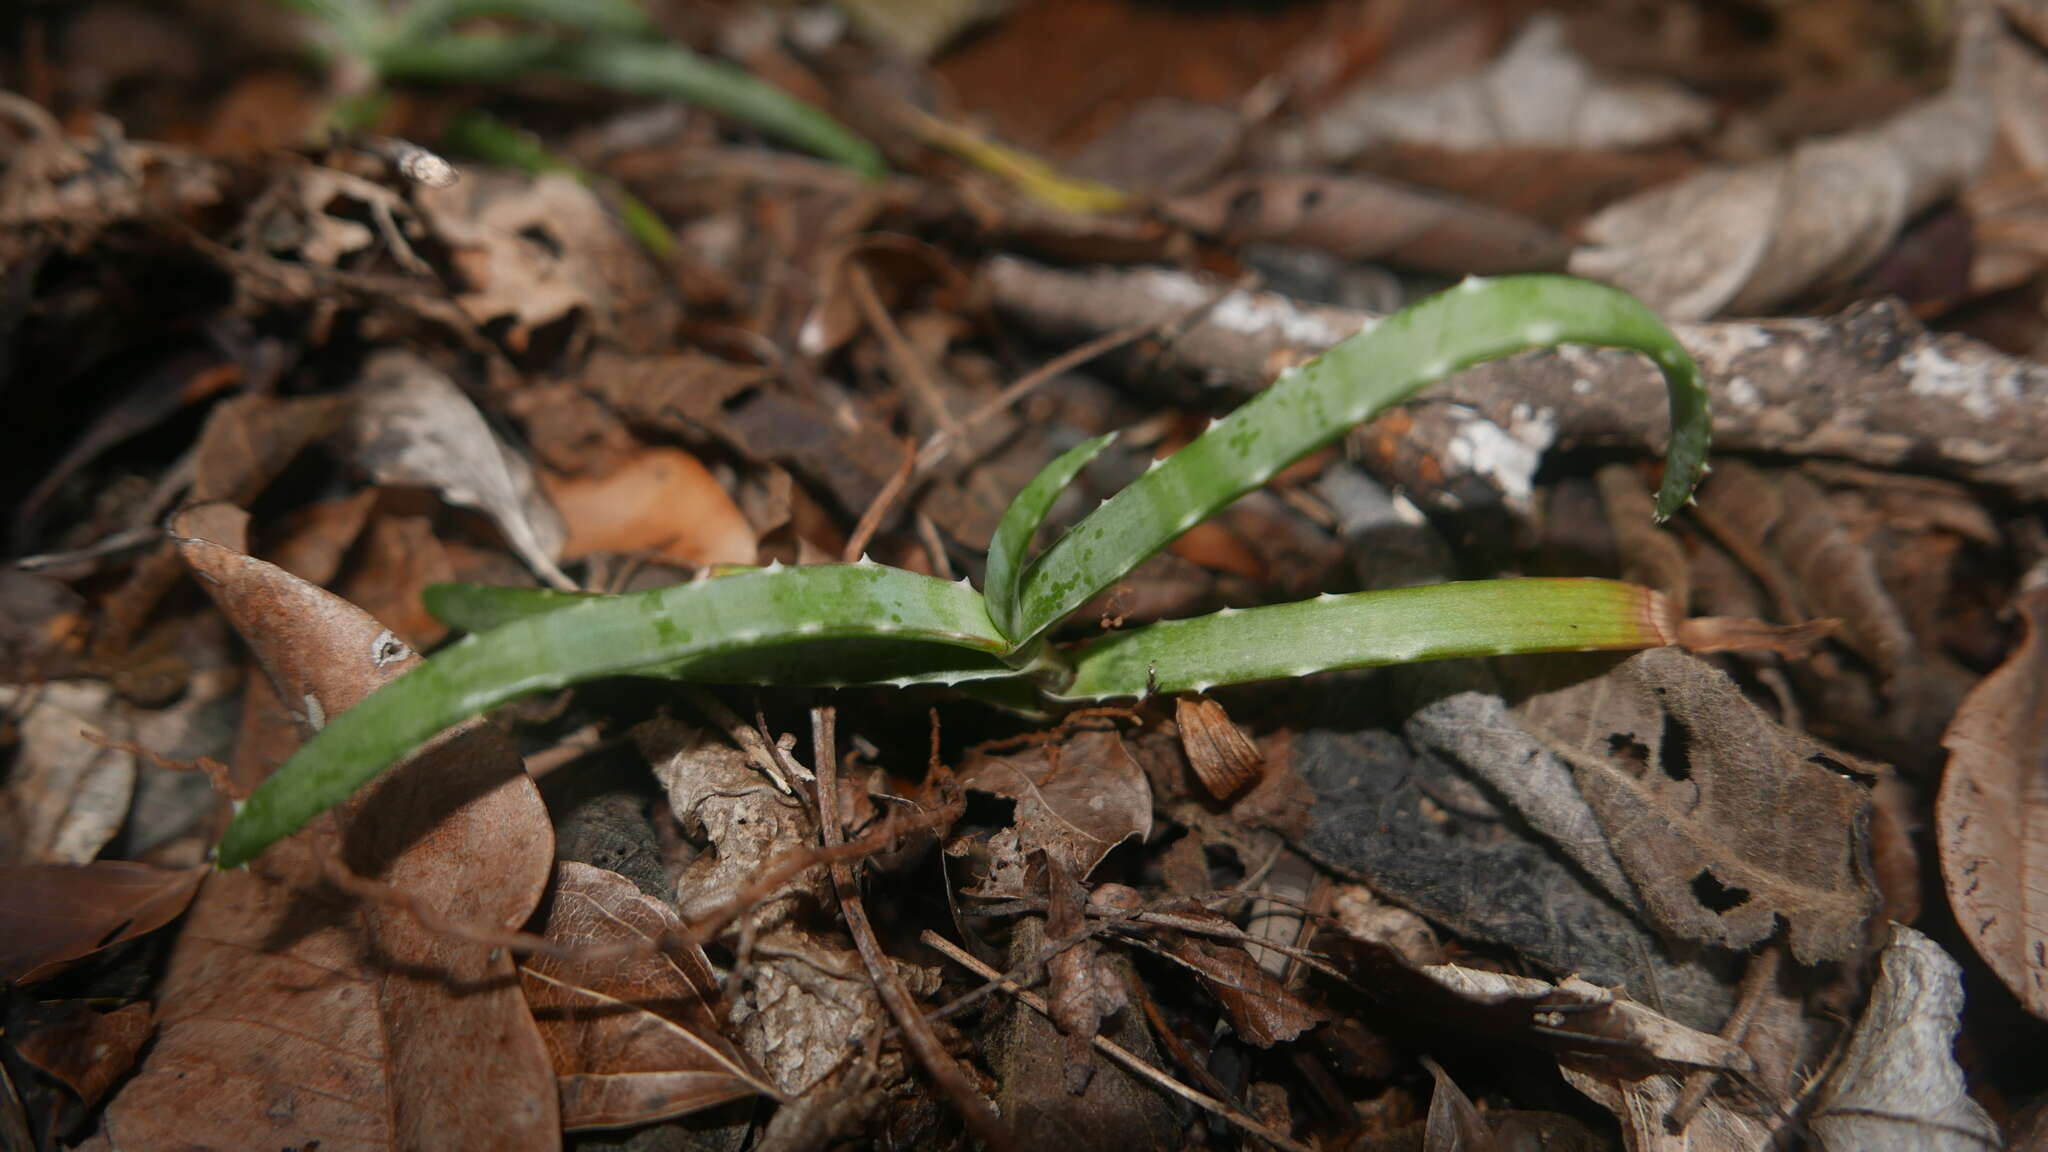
left=7, top=0, right=2048, bottom=1147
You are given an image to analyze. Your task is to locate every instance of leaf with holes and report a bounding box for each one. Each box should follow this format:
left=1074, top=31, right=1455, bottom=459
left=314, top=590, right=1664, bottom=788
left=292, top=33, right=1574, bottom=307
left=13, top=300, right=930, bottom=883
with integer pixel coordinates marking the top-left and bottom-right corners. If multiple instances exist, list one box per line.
left=1514, top=648, right=1880, bottom=962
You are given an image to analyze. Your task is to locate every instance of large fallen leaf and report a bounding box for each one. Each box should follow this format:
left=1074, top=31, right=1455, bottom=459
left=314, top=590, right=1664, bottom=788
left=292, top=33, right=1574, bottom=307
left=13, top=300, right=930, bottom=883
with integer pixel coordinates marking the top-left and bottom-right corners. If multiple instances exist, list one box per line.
left=342, top=350, right=574, bottom=590
left=1517, top=649, right=1880, bottom=963
left=0, top=861, right=203, bottom=985
left=957, top=727, right=1152, bottom=880
left=102, top=510, right=559, bottom=1151
left=1937, top=585, right=2048, bottom=1018
left=1571, top=28, right=1993, bottom=319
left=1261, top=15, right=1713, bottom=165
left=0, top=681, right=135, bottom=865
left=13, top=1001, right=153, bottom=1107
left=542, top=446, right=759, bottom=568
left=1809, top=925, right=2002, bottom=1150
left=522, top=861, right=780, bottom=1130
left=1292, top=703, right=1736, bottom=1031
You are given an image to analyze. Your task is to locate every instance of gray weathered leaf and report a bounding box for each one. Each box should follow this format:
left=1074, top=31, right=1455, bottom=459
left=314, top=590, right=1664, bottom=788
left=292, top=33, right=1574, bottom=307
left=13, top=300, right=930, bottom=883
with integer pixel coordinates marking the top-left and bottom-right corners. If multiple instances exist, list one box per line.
left=1810, top=925, right=2002, bottom=1151
left=342, top=350, right=573, bottom=590
left=0, top=682, right=135, bottom=865
left=958, top=728, right=1152, bottom=880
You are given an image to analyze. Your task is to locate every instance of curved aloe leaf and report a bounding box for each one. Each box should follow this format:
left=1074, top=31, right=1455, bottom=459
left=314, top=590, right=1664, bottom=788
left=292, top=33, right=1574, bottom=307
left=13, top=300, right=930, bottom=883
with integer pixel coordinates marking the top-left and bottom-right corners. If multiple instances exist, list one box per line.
left=985, top=432, right=1117, bottom=643
left=1010, top=275, right=1710, bottom=645
left=218, top=564, right=1003, bottom=866
left=1057, top=578, right=1671, bottom=700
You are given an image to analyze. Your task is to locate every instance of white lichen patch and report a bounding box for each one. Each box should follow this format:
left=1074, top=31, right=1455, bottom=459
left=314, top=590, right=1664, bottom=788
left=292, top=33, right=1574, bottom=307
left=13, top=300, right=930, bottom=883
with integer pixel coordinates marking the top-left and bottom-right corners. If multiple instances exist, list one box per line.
left=1203, top=287, right=1355, bottom=348
left=1723, top=375, right=1761, bottom=409
left=1902, top=344, right=2023, bottom=421
left=1443, top=404, right=1557, bottom=505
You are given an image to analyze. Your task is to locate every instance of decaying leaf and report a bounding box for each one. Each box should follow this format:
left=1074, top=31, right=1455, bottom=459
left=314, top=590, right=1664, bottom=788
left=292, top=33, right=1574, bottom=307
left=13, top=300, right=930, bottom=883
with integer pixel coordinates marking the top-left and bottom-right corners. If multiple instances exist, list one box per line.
left=1516, top=649, right=1880, bottom=962
left=0, top=681, right=135, bottom=865
left=642, top=717, right=822, bottom=924
left=0, top=861, right=203, bottom=985
left=342, top=349, right=573, bottom=590
left=13, top=1001, right=153, bottom=1107
left=1156, top=931, right=1325, bottom=1048
left=1292, top=708, right=1736, bottom=1030
left=415, top=170, right=674, bottom=357
left=1262, top=15, right=1713, bottom=166
left=522, top=861, right=779, bottom=1130
left=543, top=446, right=760, bottom=568
left=958, top=727, right=1152, bottom=880
left=1810, top=925, right=2002, bottom=1150
left=1571, top=25, right=1994, bottom=318
left=1937, top=585, right=2048, bottom=1018
left=103, top=511, right=559, bottom=1151
left=1561, top=1064, right=1775, bottom=1152
left=728, top=926, right=898, bottom=1097
left=1413, top=965, right=1752, bottom=1074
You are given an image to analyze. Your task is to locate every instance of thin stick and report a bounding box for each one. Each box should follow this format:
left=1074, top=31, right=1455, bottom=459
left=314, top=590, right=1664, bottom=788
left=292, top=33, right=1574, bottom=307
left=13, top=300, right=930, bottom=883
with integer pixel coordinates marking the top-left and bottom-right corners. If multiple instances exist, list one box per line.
left=1667, top=942, right=1784, bottom=1133
left=843, top=437, right=916, bottom=563
left=681, top=686, right=804, bottom=791
left=920, top=929, right=1317, bottom=1152
left=813, top=707, right=1020, bottom=1152
left=914, top=322, right=1154, bottom=474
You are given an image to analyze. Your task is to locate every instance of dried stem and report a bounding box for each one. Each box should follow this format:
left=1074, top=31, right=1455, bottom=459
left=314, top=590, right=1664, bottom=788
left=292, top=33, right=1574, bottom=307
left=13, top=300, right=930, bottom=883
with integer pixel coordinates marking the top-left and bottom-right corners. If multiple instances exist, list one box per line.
left=812, top=706, right=1020, bottom=1152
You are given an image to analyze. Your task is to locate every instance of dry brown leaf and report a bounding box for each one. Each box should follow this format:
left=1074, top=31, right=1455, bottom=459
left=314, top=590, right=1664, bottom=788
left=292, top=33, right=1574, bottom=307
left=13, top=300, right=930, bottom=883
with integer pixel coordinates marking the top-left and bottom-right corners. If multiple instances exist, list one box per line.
left=1157, top=932, right=1325, bottom=1048
left=1421, top=1058, right=1496, bottom=1152
left=1571, top=44, right=1992, bottom=318
left=102, top=510, right=559, bottom=1151
left=543, top=446, right=759, bottom=568
left=342, top=349, right=574, bottom=590
left=13, top=1002, right=153, bottom=1107
left=416, top=171, right=674, bottom=357
left=1176, top=695, right=1263, bottom=800
left=1561, top=1064, right=1775, bottom=1152
left=1164, top=171, right=1569, bottom=275
left=1516, top=649, right=1880, bottom=962
left=523, top=861, right=779, bottom=1130
left=642, top=717, right=822, bottom=924
left=0, top=681, right=135, bottom=865
left=1810, top=925, right=2002, bottom=1150
left=333, top=502, right=457, bottom=650
left=0, top=861, right=203, bottom=985
left=1263, top=15, right=1713, bottom=166
left=958, top=727, right=1152, bottom=880
left=1937, top=585, right=2048, bottom=1018
left=728, top=925, right=896, bottom=1097
left=1415, top=965, right=1752, bottom=1073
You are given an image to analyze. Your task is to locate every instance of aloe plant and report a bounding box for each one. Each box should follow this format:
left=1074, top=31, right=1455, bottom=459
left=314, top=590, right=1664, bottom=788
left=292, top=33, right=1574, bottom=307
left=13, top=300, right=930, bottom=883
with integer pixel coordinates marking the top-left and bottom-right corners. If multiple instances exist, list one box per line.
left=216, top=274, right=1709, bottom=867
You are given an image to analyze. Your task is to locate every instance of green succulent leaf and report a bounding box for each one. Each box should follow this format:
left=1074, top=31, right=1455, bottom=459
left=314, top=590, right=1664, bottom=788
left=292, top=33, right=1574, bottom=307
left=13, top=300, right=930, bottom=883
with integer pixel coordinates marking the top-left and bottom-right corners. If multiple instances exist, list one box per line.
left=218, top=564, right=1003, bottom=867
left=1009, top=275, right=1709, bottom=645
left=1057, top=578, right=1671, bottom=699
left=985, top=431, right=1117, bottom=644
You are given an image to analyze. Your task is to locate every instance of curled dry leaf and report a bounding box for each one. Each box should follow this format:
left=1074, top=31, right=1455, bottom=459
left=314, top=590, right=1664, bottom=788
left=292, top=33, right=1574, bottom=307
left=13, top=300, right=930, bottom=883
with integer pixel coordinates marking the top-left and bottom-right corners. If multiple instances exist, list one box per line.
left=1415, top=965, right=1752, bottom=1074
left=343, top=350, right=574, bottom=590
left=103, top=510, right=559, bottom=1152
left=958, top=727, right=1152, bottom=880
left=1516, top=649, right=1881, bottom=963
left=0, top=681, right=135, bottom=865
left=1809, top=925, right=2002, bottom=1151
left=1157, top=931, right=1325, bottom=1048
left=641, top=717, right=822, bottom=924
left=1163, top=171, right=1569, bottom=275
left=1176, top=695, right=1264, bottom=800
left=0, top=861, right=203, bottom=985
left=1937, top=585, right=2048, bottom=1018
left=1262, top=15, right=1713, bottom=166
left=416, top=171, right=675, bottom=356
left=13, top=1002, right=154, bottom=1107
left=543, top=446, right=760, bottom=568
left=1561, top=1064, right=1774, bottom=1152
left=1571, top=38, right=1993, bottom=318
left=522, top=861, right=779, bottom=1130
